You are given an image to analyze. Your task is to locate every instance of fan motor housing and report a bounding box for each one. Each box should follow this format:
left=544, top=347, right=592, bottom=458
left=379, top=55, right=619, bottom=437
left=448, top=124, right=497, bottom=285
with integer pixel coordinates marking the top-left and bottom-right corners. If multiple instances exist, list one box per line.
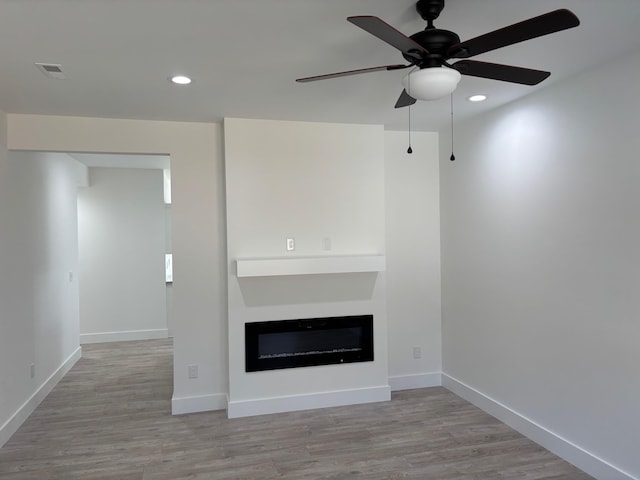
left=405, top=28, right=460, bottom=66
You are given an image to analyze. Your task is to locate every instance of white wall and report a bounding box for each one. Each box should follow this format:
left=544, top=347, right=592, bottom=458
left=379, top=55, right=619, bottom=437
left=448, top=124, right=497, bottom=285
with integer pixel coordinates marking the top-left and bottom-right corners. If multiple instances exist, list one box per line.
left=7, top=115, right=227, bottom=414
left=4, top=114, right=444, bottom=423
left=384, top=131, right=441, bottom=389
left=77, top=167, right=168, bottom=343
left=0, top=114, right=82, bottom=446
left=440, top=51, right=640, bottom=479
left=224, top=118, right=389, bottom=415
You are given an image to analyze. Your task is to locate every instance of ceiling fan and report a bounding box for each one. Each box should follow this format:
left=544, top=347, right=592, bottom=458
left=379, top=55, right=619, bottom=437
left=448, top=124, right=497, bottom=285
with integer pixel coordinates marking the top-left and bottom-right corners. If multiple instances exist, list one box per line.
left=296, top=0, right=580, bottom=108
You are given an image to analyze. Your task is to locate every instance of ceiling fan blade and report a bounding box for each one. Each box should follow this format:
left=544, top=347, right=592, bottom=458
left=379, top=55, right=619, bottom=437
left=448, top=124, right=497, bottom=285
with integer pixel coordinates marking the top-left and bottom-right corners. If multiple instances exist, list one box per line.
left=448, top=9, right=580, bottom=59
left=296, top=64, right=409, bottom=83
left=452, top=60, right=550, bottom=85
left=394, top=89, right=417, bottom=109
left=347, top=16, right=428, bottom=59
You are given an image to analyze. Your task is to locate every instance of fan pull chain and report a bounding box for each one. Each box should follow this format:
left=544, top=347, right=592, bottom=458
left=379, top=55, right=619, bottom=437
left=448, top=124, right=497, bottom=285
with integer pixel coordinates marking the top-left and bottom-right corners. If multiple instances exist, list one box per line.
left=407, top=73, right=413, bottom=154
left=450, top=93, right=456, bottom=161
left=407, top=104, right=413, bottom=154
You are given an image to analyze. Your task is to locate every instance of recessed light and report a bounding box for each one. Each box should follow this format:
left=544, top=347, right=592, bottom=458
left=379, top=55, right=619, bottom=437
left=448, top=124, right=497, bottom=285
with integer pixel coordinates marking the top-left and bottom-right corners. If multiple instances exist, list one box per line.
left=468, top=94, right=487, bottom=102
left=170, top=75, right=192, bottom=85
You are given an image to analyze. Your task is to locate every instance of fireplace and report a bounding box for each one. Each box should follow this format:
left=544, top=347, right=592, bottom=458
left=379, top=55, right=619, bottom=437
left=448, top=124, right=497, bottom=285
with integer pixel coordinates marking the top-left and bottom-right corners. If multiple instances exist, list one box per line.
left=245, top=315, right=373, bottom=372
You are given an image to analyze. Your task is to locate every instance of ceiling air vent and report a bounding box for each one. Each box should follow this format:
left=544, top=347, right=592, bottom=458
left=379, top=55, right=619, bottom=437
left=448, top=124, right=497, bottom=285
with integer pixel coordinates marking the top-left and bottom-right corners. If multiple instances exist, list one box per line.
left=35, top=63, right=66, bottom=79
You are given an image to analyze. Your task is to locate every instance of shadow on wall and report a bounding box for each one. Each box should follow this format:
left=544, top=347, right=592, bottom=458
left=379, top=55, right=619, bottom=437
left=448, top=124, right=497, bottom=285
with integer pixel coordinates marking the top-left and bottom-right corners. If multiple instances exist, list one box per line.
left=238, top=273, right=379, bottom=307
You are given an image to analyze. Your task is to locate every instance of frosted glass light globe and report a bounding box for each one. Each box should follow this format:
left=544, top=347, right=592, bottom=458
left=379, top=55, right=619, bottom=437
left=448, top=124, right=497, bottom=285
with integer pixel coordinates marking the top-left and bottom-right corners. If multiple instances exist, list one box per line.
left=402, top=67, right=461, bottom=101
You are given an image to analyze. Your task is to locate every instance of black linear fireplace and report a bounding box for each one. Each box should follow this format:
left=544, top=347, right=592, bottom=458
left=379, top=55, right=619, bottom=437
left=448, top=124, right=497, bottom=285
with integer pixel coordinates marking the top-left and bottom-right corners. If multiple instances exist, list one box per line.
left=245, top=315, right=373, bottom=372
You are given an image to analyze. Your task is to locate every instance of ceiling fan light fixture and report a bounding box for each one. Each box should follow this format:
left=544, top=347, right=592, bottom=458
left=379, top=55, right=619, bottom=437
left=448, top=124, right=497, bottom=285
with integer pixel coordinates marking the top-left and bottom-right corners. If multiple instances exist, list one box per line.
left=402, top=67, right=461, bottom=101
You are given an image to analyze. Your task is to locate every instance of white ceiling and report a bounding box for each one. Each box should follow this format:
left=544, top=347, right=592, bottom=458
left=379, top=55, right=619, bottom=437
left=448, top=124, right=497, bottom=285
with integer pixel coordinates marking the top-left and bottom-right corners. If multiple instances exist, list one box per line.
left=1, top=0, right=639, bottom=132
left=70, top=153, right=169, bottom=170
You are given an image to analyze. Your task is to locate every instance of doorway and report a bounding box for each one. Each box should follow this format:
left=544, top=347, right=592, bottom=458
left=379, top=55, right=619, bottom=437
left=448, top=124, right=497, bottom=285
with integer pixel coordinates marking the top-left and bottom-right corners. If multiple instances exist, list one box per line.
left=72, top=153, right=172, bottom=344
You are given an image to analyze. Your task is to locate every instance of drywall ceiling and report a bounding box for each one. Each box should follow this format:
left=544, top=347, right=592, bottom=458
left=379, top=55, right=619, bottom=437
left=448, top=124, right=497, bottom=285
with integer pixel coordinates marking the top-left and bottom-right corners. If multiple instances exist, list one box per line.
left=70, top=153, right=170, bottom=170
left=0, top=0, right=639, bottom=132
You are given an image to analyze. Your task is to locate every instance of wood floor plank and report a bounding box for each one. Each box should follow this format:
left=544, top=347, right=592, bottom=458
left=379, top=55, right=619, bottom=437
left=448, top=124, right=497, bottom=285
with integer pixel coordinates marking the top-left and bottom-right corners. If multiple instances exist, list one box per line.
left=0, top=339, right=593, bottom=479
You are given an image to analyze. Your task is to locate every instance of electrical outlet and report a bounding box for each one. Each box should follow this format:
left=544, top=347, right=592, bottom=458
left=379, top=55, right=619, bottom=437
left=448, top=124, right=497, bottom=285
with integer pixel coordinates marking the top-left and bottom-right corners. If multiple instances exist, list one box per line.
left=286, top=237, right=295, bottom=251
left=413, top=347, right=422, bottom=359
left=187, top=364, right=198, bottom=379
left=322, top=237, right=332, bottom=251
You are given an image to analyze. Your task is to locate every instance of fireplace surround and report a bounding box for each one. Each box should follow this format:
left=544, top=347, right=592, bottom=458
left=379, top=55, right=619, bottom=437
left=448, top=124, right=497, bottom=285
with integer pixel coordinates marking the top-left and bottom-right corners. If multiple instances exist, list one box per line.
left=245, top=315, right=374, bottom=372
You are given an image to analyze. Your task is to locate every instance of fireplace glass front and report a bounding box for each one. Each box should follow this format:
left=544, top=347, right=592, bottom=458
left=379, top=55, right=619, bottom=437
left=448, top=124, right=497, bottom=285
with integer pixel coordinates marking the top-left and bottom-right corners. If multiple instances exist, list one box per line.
left=245, top=315, right=373, bottom=372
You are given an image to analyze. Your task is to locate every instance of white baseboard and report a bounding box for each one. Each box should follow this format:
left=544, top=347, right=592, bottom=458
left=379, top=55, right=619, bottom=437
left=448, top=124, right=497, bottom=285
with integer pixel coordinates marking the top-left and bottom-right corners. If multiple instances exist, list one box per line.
left=0, top=346, right=82, bottom=448
left=80, top=328, right=169, bottom=344
left=442, top=373, right=637, bottom=480
left=227, top=385, right=391, bottom=419
left=389, top=372, right=441, bottom=391
left=172, top=393, right=228, bottom=415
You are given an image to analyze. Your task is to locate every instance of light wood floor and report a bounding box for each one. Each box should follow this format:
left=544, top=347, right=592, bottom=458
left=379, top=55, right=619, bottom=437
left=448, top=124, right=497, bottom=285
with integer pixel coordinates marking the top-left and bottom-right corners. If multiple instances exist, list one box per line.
left=0, top=339, right=592, bottom=479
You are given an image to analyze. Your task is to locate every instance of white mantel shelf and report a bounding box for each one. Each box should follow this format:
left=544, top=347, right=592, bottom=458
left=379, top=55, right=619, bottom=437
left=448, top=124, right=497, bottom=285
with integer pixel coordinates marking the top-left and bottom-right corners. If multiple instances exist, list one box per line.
left=236, top=255, right=386, bottom=278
